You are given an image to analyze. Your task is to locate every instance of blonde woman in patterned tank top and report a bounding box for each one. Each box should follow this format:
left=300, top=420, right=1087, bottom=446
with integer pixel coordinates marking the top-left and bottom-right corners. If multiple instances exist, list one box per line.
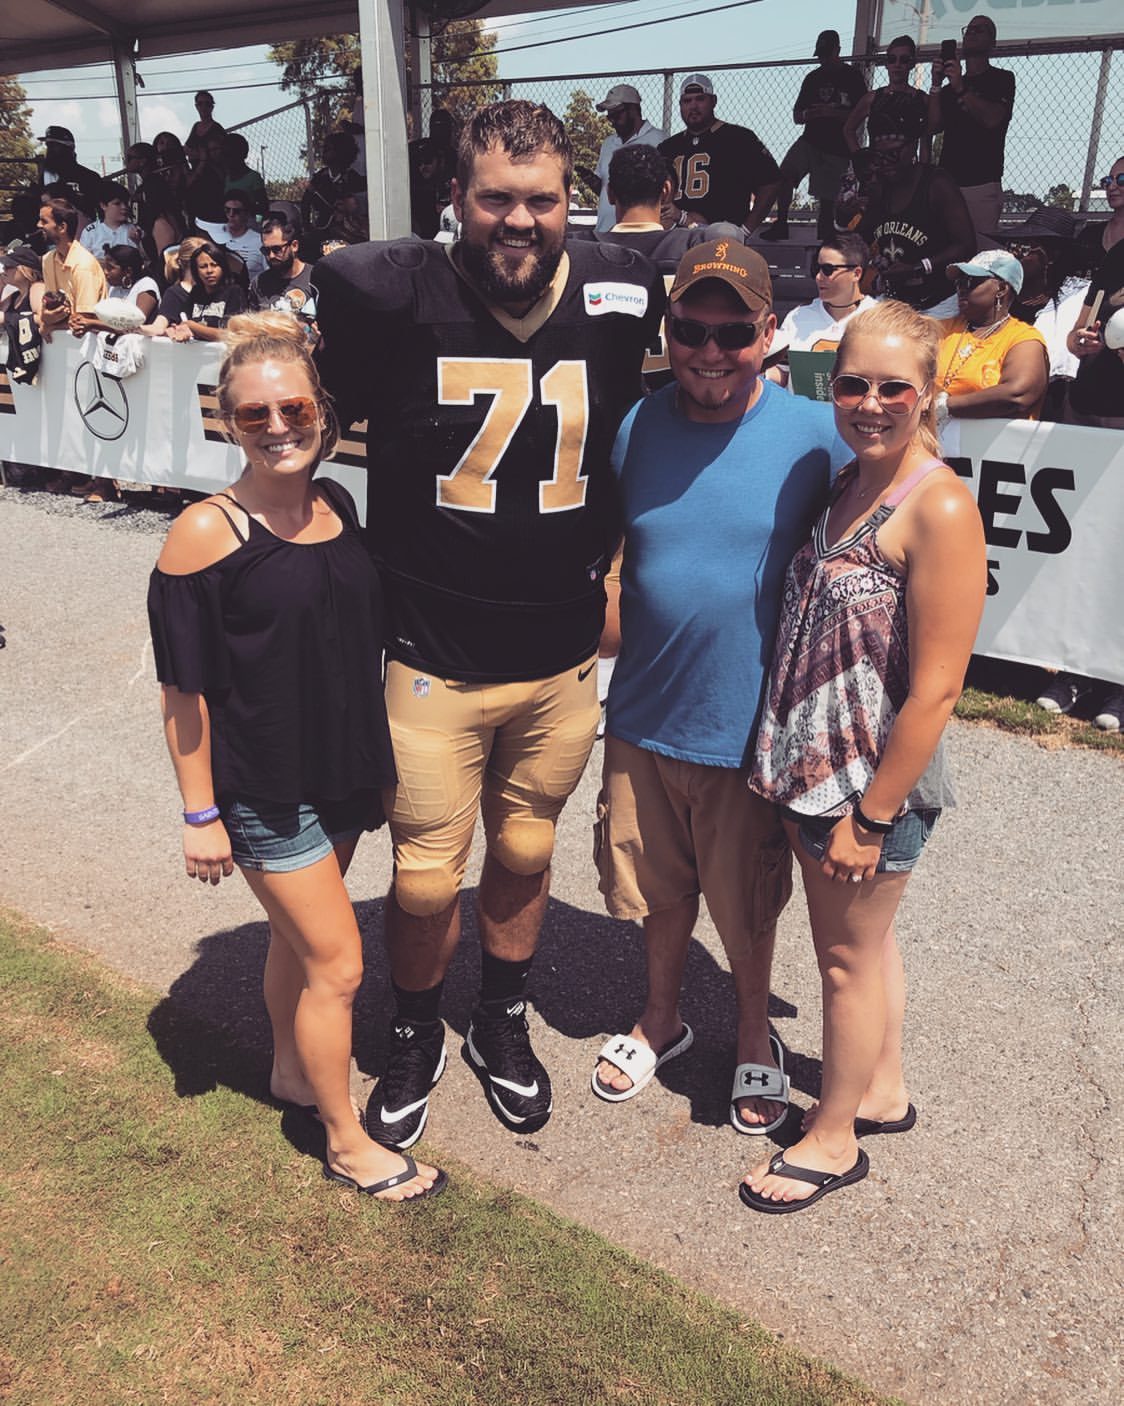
left=742, top=300, right=986, bottom=1214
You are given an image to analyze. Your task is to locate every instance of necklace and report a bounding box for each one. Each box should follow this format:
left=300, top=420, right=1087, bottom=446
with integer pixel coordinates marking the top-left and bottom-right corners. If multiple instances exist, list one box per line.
left=940, top=313, right=1010, bottom=389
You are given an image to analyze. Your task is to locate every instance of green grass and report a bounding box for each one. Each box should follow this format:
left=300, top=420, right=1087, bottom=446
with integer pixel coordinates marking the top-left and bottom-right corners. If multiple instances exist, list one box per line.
left=0, top=911, right=898, bottom=1406
left=955, top=686, right=1124, bottom=752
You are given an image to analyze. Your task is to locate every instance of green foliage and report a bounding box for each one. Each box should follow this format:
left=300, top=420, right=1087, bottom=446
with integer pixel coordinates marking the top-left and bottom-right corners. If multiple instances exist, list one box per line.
left=0, top=77, right=38, bottom=216
left=1002, top=189, right=1043, bottom=215
left=267, top=20, right=502, bottom=158
left=1042, top=182, right=1076, bottom=211
left=563, top=89, right=609, bottom=207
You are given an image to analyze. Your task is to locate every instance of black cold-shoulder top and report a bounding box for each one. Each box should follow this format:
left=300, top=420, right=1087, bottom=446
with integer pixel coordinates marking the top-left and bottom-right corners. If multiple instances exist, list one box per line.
left=147, top=477, right=395, bottom=816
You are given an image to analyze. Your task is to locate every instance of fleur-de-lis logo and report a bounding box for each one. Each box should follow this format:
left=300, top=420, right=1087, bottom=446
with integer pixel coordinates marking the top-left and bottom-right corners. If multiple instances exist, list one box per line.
left=715, top=241, right=728, bottom=261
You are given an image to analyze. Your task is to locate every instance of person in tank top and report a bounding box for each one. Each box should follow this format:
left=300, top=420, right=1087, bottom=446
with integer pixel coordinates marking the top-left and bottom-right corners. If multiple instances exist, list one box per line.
left=147, top=311, right=446, bottom=1203
left=741, top=300, right=986, bottom=1214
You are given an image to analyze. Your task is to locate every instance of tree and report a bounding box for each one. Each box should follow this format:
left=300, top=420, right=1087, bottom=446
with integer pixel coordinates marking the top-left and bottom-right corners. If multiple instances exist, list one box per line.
left=268, top=20, right=501, bottom=159
left=1042, top=183, right=1076, bottom=212
left=563, top=90, right=609, bottom=208
left=1003, top=189, right=1042, bottom=216
left=0, top=77, right=37, bottom=213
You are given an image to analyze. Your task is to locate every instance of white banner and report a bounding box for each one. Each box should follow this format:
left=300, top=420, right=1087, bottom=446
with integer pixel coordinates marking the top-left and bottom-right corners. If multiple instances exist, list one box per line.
left=942, top=416, right=1124, bottom=685
left=2, top=340, right=1121, bottom=684
left=0, top=335, right=367, bottom=508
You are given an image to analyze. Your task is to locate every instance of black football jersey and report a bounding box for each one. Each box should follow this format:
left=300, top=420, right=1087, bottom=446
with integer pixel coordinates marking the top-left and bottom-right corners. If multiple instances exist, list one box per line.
left=4, top=303, right=42, bottom=385
left=659, top=123, right=780, bottom=226
left=315, top=238, right=664, bottom=682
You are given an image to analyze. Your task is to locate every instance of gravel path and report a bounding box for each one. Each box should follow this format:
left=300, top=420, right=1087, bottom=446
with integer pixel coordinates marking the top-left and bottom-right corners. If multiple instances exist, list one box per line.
left=2, top=483, right=1121, bottom=1406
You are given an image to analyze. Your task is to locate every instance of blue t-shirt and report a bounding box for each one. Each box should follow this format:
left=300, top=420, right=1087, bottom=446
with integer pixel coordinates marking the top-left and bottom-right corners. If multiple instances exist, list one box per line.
left=608, top=379, right=851, bottom=767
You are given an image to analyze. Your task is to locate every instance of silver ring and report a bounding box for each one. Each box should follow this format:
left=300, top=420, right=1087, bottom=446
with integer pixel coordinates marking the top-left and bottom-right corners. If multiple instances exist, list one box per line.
left=849, top=874, right=862, bottom=883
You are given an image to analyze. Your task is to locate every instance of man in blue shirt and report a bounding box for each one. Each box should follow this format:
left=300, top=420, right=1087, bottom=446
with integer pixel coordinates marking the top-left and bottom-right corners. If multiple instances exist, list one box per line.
left=591, top=239, right=850, bottom=1134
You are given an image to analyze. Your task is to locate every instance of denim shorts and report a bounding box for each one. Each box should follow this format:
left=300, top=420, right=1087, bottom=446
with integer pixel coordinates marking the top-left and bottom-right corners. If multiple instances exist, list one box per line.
left=220, top=793, right=376, bottom=874
left=786, top=807, right=940, bottom=874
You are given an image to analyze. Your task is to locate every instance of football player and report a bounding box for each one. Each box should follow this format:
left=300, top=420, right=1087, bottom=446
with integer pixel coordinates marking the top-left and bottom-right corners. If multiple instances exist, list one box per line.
left=315, top=100, right=664, bottom=1148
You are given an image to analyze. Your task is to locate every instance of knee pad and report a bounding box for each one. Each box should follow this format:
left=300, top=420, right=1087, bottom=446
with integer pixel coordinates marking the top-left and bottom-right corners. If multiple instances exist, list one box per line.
left=393, top=862, right=461, bottom=917
left=490, top=814, right=556, bottom=877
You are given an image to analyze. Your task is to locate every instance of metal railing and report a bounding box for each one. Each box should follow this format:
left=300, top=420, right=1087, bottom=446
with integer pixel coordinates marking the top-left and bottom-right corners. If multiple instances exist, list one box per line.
left=424, top=35, right=1124, bottom=219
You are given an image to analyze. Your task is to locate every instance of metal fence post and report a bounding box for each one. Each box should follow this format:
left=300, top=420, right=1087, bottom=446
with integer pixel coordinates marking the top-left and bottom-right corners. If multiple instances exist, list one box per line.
left=1079, top=47, right=1113, bottom=212
left=662, top=71, right=674, bottom=135
left=303, top=99, right=315, bottom=177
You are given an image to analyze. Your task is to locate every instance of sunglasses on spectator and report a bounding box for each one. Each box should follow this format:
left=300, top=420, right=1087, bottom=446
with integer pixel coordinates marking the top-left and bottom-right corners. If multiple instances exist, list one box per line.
left=231, top=397, right=320, bottom=433
left=831, top=375, right=921, bottom=414
left=955, top=274, right=995, bottom=292
left=668, top=315, right=761, bottom=350
left=263, top=242, right=294, bottom=255
left=1100, top=174, right=1124, bottom=189
left=815, top=261, right=858, bottom=277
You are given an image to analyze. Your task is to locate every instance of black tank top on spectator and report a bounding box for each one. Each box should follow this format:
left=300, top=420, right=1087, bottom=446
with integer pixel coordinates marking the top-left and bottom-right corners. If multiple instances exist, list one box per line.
left=146, top=478, right=396, bottom=818
left=1070, top=239, right=1124, bottom=416
left=868, top=87, right=928, bottom=140
left=868, top=167, right=950, bottom=309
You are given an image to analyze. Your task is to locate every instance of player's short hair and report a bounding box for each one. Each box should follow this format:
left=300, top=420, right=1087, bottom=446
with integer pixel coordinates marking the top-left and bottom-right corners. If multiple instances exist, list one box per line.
left=262, top=215, right=299, bottom=243
left=886, top=35, right=916, bottom=60
left=607, top=144, right=671, bottom=208
left=218, top=311, right=339, bottom=462
left=105, top=244, right=145, bottom=284
left=39, top=197, right=79, bottom=237
left=97, top=179, right=132, bottom=209
left=456, top=99, right=573, bottom=191
left=817, top=231, right=870, bottom=272
left=223, top=132, right=250, bottom=162
left=223, top=188, right=250, bottom=210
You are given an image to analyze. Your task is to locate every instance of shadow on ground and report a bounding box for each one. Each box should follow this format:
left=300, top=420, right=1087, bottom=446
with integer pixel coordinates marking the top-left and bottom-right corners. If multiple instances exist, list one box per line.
left=146, top=889, right=817, bottom=1142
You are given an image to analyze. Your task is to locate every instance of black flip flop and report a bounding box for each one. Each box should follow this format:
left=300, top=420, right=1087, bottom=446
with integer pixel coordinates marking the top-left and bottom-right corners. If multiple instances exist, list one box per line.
left=739, top=1148, right=869, bottom=1214
left=323, top=1154, right=448, bottom=1201
left=854, top=1103, right=917, bottom=1137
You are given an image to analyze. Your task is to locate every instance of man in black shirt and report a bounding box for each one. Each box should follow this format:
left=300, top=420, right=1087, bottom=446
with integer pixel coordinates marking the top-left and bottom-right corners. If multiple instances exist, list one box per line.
left=760, top=30, right=867, bottom=242
left=659, top=74, right=780, bottom=236
left=249, top=216, right=315, bottom=320
left=928, top=13, right=1015, bottom=247
left=35, top=126, right=101, bottom=227
left=316, top=101, right=664, bottom=1151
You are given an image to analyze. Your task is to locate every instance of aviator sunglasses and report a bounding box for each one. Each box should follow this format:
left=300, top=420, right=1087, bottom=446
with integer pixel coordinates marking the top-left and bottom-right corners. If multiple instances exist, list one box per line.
left=668, top=314, right=761, bottom=350
left=232, top=396, right=320, bottom=433
left=830, top=375, right=921, bottom=415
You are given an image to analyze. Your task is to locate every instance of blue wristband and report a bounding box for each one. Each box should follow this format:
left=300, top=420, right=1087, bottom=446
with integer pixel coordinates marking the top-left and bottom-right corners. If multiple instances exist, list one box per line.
left=183, top=804, right=221, bottom=826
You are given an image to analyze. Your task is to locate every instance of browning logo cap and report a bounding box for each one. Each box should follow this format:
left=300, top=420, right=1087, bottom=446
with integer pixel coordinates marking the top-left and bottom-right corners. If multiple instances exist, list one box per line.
left=670, top=239, right=773, bottom=311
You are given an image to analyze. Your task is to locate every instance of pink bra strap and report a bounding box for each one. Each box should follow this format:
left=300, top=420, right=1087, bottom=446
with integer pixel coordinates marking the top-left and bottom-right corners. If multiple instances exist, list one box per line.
left=884, top=456, right=946, bottom=508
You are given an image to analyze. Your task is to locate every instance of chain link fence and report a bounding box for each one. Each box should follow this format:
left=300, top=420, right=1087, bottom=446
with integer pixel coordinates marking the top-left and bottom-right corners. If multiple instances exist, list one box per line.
left=424, top=37, right=1124, bottom=221
left=226, top=98, right=319, bottom=202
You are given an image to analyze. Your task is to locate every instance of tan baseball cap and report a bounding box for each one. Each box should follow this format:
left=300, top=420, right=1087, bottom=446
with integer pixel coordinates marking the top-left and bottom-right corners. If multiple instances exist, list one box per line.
left=596, top=84, right=642, bottom=112
left=670, top=239, right=773, bottom=311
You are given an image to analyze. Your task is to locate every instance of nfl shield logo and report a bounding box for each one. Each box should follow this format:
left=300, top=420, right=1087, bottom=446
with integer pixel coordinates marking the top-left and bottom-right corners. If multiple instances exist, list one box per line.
left=412, top=676, right=431, bottom=698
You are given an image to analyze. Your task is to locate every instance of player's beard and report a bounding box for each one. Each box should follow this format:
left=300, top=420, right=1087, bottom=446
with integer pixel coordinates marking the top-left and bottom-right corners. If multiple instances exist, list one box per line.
left=459, top=225, right=564, bottom=305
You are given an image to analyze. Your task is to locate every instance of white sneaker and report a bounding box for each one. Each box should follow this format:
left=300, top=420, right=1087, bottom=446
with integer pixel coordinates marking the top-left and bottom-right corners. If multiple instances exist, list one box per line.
left=1035, top=675, right=1080, bottom=714
left=1094, top=690, right=1123, bottom=732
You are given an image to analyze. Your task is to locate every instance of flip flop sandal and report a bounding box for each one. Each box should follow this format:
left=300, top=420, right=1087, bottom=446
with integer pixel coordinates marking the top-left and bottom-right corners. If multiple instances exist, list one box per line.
left=323, top=1153, right=448, bottom=1200
left=854, top=1102, right=917, bottom=1137
left=739, top=1148, right=870, bottom=1214
left=729, top=1034, right=790, bottom=1136
left=590, top=1023, right=694, bottom=1103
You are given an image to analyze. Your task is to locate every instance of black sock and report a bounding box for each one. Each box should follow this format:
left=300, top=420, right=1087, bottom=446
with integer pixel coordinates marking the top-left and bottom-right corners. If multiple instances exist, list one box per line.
left=479, top=951, right=533, bottom=1010
left=391, top=978, right=444, bottom=1028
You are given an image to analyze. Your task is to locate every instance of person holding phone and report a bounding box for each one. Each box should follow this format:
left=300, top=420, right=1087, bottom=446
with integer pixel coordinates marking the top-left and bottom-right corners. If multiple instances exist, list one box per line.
left=927, top=16, right=1015, bottom=245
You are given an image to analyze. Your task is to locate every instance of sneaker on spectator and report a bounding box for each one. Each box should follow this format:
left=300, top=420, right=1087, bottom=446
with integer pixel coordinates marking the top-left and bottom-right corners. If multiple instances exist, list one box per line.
left=364, top=1018, right=447, bottom=1150
left=465, top=999, right=553, bottom=1131
left=1035, top=674, right=1080, bottom=714
left=1094, top=690, right=1123, bottom=732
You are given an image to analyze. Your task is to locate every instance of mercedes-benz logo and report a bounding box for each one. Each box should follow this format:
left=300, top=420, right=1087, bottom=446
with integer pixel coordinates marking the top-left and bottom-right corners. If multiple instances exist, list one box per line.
left=74, top=361, right=128, bottom=441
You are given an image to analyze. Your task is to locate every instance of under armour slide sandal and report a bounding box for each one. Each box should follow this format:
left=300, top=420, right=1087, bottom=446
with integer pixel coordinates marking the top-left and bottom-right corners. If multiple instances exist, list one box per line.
left=591, top=1024, right=694, bottom=1103
left=729, top=1034, right=790, bottom=1136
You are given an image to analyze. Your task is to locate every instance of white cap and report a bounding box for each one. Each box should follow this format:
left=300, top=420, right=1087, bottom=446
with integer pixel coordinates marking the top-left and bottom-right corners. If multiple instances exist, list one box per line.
left=596, top=84, right=642, bottom=112
left=680, top=73, right=715, bottom=97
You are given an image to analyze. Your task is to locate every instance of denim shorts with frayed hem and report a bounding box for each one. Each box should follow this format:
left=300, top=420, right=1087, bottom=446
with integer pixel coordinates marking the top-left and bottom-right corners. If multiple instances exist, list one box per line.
left=220, top=794, right=375, bottom=874
left=785, top=807, right=941, bottom=874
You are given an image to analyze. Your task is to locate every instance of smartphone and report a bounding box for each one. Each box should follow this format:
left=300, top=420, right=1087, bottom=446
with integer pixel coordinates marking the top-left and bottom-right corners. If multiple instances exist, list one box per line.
left=940, top=39, right=957, bottom=63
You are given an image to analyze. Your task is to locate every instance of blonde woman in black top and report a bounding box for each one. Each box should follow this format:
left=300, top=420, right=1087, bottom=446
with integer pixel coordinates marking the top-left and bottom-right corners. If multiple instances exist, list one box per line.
left=148, top=312, right=446, bottom=1201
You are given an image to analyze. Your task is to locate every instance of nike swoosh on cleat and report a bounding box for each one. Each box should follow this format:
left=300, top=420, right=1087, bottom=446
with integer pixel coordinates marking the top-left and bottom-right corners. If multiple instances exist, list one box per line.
left=486, top=1075, right=539, bottom=1098
left=379, top=1096, right=429, bottom=1124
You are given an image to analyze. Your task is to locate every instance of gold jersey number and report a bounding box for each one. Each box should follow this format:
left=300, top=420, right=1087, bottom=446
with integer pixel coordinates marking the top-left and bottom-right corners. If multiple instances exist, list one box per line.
left=436, top=357, right=590, bottom=515
left=672, top=152, right=711, bottom=201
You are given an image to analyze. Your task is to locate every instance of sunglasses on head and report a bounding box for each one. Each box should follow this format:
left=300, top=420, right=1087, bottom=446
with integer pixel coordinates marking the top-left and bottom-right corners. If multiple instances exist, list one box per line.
left=231, top=396, right=319, bottom=433
left=668, top=314, right=760, bottom=350
left=1100, top=173, right=1124, bottom=189
left=831, top=375, right=921, bottom=414
left=815, top=261, right=858, bottom=277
